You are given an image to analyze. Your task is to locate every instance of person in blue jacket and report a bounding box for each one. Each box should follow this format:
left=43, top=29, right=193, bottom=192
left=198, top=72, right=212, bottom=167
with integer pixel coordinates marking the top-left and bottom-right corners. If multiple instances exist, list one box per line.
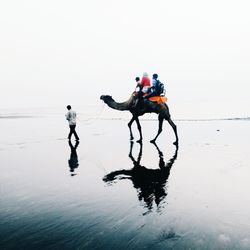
left=144, top=74, right=164, bottom=100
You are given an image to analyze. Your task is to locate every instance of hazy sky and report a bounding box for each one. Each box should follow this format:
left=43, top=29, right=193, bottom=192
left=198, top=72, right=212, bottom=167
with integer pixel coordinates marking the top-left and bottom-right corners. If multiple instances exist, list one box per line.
left=0, top=0, right=249, bottom=117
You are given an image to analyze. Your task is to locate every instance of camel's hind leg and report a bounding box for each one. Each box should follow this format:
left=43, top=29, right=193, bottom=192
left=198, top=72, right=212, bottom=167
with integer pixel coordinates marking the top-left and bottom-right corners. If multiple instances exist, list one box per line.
left=150, top=114, right=164, bottom=143
left=167, top=117, right=179, bottom=145
left=151, top=114, right=179, bottom=145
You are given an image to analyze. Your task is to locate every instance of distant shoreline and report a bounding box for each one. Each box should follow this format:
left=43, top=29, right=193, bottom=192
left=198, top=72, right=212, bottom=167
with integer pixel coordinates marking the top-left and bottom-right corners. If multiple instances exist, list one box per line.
left=0, top=114, right=249, bottom=122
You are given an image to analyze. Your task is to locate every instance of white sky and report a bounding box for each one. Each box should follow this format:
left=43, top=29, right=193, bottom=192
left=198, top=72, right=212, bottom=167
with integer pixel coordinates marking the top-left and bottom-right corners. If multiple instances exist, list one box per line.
left=0, top=0, right=250, bottom=117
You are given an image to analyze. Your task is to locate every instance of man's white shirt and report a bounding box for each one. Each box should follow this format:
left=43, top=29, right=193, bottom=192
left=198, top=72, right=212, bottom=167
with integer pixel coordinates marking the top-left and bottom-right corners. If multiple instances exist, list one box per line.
left=65, top=110, right=77, bottom=125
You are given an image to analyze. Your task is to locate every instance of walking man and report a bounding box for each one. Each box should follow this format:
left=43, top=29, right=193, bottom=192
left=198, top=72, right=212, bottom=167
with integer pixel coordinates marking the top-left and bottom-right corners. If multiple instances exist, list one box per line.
left=65, top=105, right=79, bottom=141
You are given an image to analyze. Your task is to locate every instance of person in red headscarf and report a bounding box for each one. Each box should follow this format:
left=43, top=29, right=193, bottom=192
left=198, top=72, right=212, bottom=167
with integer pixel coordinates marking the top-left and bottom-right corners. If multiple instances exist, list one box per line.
left=140, top=72, right=151, bottom=93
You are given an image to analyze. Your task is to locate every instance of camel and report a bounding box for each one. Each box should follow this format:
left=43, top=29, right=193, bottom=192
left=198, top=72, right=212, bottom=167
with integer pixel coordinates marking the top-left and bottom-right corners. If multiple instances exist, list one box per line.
left=103, top=141, right=179, bottom=213
left=100, top=94, right=178, bottom=144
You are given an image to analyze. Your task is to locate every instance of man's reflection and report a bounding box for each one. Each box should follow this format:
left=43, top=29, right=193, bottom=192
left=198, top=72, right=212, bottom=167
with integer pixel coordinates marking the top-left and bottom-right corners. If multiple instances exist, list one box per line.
left=103, top=142, right=178, bottom=213
left=68, top=140, right=79, bottom=176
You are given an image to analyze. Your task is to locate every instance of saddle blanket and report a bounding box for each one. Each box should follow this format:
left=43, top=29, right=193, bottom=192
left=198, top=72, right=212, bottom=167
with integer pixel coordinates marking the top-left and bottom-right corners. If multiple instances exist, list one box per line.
left=148, top=96, right=168, bottom=104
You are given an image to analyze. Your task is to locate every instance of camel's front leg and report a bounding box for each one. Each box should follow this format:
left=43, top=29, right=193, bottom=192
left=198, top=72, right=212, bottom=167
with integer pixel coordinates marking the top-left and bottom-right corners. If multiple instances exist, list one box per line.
left=128, top=116, right=136, bottom=140
left=135, top=116, right=143, bottom=143
left=150, top=115, right=164, bottom=143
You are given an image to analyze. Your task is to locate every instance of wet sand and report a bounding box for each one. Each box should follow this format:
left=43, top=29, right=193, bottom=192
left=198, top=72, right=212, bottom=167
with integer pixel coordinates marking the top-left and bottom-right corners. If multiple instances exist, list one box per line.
left=1, top=113, right=250, bottom=249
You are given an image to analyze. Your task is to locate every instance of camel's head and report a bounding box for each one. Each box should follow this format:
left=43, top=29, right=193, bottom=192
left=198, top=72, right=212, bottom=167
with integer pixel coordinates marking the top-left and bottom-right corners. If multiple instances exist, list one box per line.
left=100, top=95, right=114, bottom=103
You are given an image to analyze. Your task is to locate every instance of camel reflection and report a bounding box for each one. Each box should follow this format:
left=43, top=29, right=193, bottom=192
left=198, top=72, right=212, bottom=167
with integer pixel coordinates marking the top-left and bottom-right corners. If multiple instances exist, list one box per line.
left=103, top=142, right=178, bottom=213
left=68, top=140, right=79, bottom=176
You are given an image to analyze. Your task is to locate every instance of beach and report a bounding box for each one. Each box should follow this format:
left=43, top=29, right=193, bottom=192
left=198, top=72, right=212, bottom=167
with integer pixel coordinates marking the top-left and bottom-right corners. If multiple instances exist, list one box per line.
left=1, top=110, right=250, bottom=250
left=1, top=0, right=250, bottom=248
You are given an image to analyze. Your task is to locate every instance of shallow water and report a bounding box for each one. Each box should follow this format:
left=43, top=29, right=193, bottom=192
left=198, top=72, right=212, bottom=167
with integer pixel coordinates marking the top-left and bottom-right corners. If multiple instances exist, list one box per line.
left=1, top=114, right=250, bottom=249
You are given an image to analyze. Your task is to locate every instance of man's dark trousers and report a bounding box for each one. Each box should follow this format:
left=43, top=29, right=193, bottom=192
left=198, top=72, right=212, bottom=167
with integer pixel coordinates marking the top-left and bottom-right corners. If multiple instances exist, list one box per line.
left=68, top=125, right=79, bottom=140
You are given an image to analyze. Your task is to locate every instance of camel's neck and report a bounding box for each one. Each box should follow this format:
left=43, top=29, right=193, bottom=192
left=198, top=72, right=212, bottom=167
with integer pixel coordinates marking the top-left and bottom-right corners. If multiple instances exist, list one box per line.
left=104, top=96, right=133, bottom=111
